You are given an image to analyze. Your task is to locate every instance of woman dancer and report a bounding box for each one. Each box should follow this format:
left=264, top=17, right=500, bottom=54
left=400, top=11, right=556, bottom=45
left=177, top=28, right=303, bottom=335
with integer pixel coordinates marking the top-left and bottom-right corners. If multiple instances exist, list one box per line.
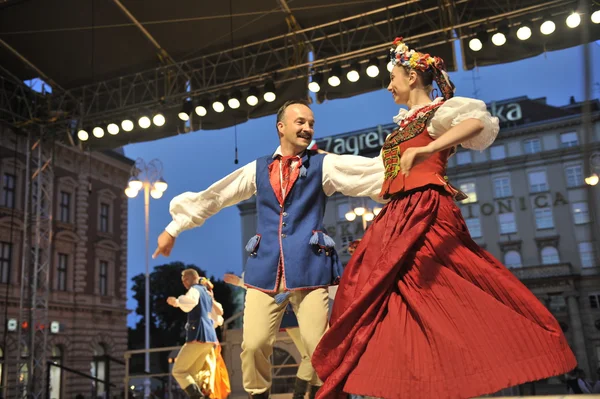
left=312, top=37, right=576, bottom=399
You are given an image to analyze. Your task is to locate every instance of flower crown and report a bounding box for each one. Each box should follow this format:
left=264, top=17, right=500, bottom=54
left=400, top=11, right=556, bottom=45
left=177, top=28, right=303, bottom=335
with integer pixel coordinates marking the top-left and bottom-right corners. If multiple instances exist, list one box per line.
left=389, top=37, right=445, bottom=73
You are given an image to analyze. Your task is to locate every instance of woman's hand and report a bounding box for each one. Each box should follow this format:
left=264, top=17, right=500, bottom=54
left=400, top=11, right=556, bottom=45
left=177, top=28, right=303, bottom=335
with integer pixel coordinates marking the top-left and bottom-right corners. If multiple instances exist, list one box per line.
left=400, top=145, right=434, bottom=176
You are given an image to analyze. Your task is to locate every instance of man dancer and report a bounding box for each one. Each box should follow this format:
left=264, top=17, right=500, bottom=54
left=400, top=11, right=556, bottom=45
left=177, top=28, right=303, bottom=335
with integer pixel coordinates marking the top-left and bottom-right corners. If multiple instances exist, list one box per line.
left=168, top=270, right=221, bottom=399
left=154, top=99, right=384, bottom=398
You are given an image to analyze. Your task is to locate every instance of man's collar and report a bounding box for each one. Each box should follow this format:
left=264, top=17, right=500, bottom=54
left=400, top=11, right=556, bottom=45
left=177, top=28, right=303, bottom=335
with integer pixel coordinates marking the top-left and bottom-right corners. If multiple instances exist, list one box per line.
left=272, top=146, right=306, bottom=159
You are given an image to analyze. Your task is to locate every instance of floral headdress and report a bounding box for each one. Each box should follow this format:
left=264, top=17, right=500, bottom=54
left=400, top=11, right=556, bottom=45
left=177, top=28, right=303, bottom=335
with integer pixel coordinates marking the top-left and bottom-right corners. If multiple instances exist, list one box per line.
left=389, top=37, right=455, bottom=100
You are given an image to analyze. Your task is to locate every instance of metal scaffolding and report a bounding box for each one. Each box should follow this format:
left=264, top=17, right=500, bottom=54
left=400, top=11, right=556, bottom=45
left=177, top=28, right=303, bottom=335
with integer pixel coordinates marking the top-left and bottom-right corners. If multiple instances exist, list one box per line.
left=13, top=128, right=54, bottom=399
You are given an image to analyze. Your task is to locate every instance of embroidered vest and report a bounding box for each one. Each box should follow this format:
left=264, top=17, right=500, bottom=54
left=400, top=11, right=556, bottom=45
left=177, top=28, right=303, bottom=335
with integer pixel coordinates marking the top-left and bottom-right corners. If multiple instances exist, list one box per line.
left=185, top=285, right=218, bottom=343
left=380, top=102, right=467, bottom=200
left=244, top=151, right=344, bottom=292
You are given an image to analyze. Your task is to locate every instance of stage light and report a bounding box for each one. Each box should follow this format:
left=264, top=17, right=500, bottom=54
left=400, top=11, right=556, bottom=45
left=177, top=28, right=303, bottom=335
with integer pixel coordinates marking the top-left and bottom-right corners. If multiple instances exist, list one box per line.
left=107, top=123, right=119, bottom=135
left=540, top=19, right=555, bottom=35
left=346, top=62, right=360, bottom=82
left=492, top=23, right=509, bottom=46
left=308, top=73, right=322, bottom=93
left=121, top=119, right=134, bottom=132
left=228, top=90, right=242, bottom=109
left=566, top=12, right=581, bottom=28
left=153, top=113, right=165, bottom=126
left=138, top=116, right=151, bottom=129
left=517, top=25, right=532, bottom=40
left=264, top=80, right=276, bottom=102
left=178, top=101, right=193, bottom=121
left=328, top=64, right=341, bottom=87
left=246, top=87, right=259, bottom=106
left=366, top=58, right=380, bottom=78
left=195, top=98, right=209, bottom=116
left=469, top=38, right=483, bottom=51
left=92, top=127, right=104, bottom=138
left=77, top=129, right=89, bottom=141
left=593, top=10, right=600, bottom=24
left=212, top=98, right=225, bottom=113
left=387, top=60, right=393, bottom=72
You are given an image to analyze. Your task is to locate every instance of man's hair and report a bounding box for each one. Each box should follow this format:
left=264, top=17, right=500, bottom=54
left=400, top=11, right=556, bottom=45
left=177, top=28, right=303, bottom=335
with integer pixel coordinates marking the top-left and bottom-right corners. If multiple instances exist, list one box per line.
left=181, top=268, right=200, bottom=281
left=276, top=99, right=311, bottom=127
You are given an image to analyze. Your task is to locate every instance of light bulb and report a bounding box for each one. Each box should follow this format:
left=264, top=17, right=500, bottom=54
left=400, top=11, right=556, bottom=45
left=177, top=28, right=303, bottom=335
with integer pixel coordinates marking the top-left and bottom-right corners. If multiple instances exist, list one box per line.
left=308, top=81, right=321, bottom=93
left=212, top=101, right=225, bottom=113
left=92, top=127, right=104, bottom=138
left=153, top=178, right=168, bottom=193
left=566, top=12, right=581, bottom=28
left=128, top=178, right=143, bottom=191
left=195, top=105, right=207, bottom=116
left=124, top=187, right=138, bottom=198
left=469, top=38, right=483, bottom=51
left=150, top=189, right=163, bottom=199
left=77, top=130, right=89, bottom=141
left=585, top=174, right=599, bottom=186
left=228, top=98, right=241, bottom=109
left=353, top=207, right=366, bottom=216
left=540, top=20, right=556, bottom=35
left=138, top=116, right=151, bottom=129
left=491, top=32, right=506, bottom=46
left=153, top=114, right=165, bottom=126
left=366, top=65, right=380, bottom=78
left=373, top=207, right=382, bottom=216
left=516, top=26, right=532, bottom=40
left=347, top=70, right=360, bottom=82
left=121, top=120, right=134, bottom=131
left=364, top=212, right=375, bottom=222
left=107, top=123, right=119, bottom=135
left=328, top=75, right=341, bottom=87
left=246, top=95, right=258, bottom=106
left=387, top=61, right=393, bottom=72
left=345, top=211, right=357, bottom=222
left=592, top=10, right=600, bottom=24
left=263, top=91, right=276, bottom=103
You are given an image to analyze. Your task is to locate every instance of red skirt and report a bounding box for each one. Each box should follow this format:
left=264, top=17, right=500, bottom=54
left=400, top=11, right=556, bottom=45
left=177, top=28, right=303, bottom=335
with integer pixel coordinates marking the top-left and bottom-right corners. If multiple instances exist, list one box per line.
left=312, top=188, right=576, bottom=399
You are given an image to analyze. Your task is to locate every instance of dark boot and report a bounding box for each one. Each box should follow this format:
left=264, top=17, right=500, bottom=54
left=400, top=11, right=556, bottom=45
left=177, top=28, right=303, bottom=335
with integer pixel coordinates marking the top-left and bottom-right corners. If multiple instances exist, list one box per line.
left=184, top=383, right=204, bottom=399
left=248, top=391, right=270, bottom=399
left=293, top=378, right=309, bottom=399
left=309, top=384, right=320, bottom=399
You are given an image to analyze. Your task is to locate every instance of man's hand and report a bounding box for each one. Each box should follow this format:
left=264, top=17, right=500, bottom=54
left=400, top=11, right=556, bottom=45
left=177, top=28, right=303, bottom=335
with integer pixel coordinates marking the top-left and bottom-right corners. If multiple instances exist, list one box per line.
left=153, top=231, right=175, bottom=259
left=223, top=273, right=243, bottom=287
left=167, top=296, right=178, bottom=307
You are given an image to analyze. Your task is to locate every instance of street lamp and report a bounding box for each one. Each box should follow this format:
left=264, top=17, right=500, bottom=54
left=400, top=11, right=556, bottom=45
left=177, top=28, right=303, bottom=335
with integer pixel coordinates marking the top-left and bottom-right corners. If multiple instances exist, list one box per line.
left=124, top=158, right=168, bottom=398
left=586, top=152, right=600, bottom=186
left=345, top=200, right=382, bottom=231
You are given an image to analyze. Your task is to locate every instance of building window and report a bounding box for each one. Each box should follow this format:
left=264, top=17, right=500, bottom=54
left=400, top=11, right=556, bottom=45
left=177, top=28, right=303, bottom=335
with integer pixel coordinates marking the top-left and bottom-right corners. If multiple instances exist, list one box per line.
left=456, top=151, right=472, bottom=165
left=2, top=173, right=16, bottom=208
left=528, top=171, right=549, bottom=193
left=534, top=208, right=554, bottom=229
left=99, top=261, right=108, bottom=296
left=91, top=344, right=108, bottom=397
left=523, top=138, right=541, bottom=154
left=49, top=346, right=63, bottom=399
left=548, top=294, right=567, bottom=312
left=459, top=182, right=477, bottom=204
left=541, top=246, right=560, bottom=265
left=489, top=145, right=506, bottom=160
left=560, top=131, right=579, bottom=148
left=498, top=213, right=517, bottom=234
left=465, top=217, right=482, bottom=238
left=579, top=242, right=595, bottom=268
left=99, top=203, right=110, bottom=233
left=565, top=164, right=583, bottom=187
left=59, top=191, right=71, bottom=223
left=504, top=251, right=522, bottom=268
left=589, top=294, right=600, bottom=309
left=57, top=254, right=68, bottom=291
left=493, top=177, right=512, bottom=198
left=572, top=202, right=590, bottom=224
left=0, top=241, right=12, bottom=284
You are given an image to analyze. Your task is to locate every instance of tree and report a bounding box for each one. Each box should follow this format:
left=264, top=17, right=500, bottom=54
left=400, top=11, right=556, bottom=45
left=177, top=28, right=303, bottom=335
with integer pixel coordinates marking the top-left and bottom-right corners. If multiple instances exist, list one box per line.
left=128, top=262, right=234, bottom=373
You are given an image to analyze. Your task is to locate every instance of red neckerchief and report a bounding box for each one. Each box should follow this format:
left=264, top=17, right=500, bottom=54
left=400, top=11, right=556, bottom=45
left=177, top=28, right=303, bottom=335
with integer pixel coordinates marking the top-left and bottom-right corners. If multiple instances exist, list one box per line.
left=268, top=155, right=302, bottom=206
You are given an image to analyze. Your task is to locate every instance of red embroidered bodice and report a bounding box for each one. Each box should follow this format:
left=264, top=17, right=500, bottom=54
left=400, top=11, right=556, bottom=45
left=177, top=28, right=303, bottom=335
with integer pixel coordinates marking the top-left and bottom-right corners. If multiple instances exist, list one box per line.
left=379, top=102, right=466, bottom=200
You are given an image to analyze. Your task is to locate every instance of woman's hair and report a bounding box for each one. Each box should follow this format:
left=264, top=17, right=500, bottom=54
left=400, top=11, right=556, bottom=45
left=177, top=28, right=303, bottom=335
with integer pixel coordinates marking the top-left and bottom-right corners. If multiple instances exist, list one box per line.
left=401, top=65, right=435, bottom=93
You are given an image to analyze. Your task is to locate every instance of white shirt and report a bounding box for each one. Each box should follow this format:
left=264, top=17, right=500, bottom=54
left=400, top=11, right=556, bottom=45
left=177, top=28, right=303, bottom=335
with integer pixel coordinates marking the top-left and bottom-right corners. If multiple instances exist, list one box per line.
left=392, top=96, right=500, bottom=151
left=175, top=287, right=199, bottom=313
left=165, top=148, right=385, bottom=237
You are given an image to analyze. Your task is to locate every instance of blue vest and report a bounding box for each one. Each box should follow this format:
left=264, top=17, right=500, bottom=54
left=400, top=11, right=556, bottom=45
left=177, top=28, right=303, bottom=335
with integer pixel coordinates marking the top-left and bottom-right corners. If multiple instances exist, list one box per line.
left=244, top=151, right=344, bottom=291
left=185, top=285, right=218, bottom=343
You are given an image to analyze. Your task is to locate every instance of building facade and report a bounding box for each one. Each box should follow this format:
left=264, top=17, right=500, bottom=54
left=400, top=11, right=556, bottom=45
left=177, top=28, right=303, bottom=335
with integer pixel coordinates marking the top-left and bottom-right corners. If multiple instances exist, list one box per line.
left=234, top=96, right=600, bottom=392
left=0, top=126, right=133, bottom=398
